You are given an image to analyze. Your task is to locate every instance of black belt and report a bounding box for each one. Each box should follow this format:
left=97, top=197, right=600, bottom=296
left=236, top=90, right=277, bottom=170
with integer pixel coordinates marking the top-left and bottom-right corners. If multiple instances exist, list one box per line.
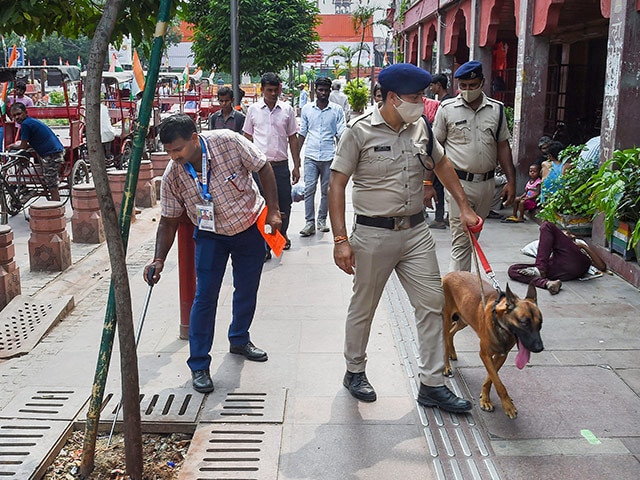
left=455, top=168, right=495, bottom=182
left=355, top=212, right=425, bottom=231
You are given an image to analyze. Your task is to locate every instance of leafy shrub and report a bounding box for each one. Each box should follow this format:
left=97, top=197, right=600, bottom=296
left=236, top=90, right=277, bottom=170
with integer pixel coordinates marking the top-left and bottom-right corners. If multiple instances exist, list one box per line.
left=344, top=79, right=369, bottom=113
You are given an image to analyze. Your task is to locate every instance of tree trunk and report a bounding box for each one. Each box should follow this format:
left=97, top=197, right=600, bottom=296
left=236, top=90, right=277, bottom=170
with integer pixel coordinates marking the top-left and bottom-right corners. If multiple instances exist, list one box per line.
left=80, top=0, right=142, bottom=477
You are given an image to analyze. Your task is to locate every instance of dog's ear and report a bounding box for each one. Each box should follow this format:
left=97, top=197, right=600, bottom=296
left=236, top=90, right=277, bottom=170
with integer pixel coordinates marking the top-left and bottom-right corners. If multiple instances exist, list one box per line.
left=526, top=280, right=538, bottom=304
left=504, top=284, right=518, bottom=312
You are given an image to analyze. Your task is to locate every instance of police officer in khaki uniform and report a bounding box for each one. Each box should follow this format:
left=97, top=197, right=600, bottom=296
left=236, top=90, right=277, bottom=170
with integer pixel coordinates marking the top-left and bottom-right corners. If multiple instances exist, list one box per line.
left=328, top=64, right=478, bottom=413
left=432, top=61, right=516, bottom=272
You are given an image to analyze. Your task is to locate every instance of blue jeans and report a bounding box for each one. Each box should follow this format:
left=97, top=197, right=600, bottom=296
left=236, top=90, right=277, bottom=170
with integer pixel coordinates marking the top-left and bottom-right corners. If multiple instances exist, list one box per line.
left=304, top=158, right=331, bottom=224
left=187, top=223, right=265, bottom=372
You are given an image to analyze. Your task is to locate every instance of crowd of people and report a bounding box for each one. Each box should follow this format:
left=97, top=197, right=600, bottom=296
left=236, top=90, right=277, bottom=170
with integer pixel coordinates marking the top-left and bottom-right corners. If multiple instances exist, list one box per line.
left=139, top=60, right=604, bottom=412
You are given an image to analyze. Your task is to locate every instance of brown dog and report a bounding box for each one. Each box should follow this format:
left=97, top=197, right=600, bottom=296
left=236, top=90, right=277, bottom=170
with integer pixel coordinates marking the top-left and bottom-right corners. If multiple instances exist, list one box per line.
left=442, top=271, right=543, bottom=419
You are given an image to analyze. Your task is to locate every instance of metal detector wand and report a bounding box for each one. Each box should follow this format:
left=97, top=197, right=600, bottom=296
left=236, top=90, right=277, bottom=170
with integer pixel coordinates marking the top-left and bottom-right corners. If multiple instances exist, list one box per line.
left=107, top=265, right=156, bottom=446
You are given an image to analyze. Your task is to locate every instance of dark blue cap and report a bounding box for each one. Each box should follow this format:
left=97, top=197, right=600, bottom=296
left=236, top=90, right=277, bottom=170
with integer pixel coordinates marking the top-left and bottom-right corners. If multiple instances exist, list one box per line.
left=454, top=61, right=483, bottom=80
left=378, top=63, right=432, bottom=94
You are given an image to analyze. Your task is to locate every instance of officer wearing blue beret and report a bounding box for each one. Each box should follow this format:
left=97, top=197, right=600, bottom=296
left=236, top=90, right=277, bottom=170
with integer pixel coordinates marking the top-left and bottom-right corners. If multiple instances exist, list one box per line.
left=432, top=60, right=516, bottom=272
left=328, top=63, right=478, bottom=414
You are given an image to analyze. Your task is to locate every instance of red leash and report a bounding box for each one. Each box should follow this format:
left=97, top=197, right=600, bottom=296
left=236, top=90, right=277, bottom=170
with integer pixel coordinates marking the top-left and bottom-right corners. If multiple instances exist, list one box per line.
left=468, top=217, right=502, bottom=292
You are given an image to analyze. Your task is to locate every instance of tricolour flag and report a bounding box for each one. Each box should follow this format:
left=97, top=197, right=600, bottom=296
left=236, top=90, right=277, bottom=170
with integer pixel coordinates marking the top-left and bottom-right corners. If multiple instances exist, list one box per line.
left=77, top=56, right=82, bottom=70
left=1, top=45, right=18, bottom=115
left=131, top=49, right=146, bottom=96
left=182, top=63, right=190, bottom=86
left=109, top=53, right=123, bottom=73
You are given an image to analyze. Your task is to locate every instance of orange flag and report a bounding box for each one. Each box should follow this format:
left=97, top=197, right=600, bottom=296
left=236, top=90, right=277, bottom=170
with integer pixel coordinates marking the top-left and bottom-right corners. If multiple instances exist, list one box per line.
left=256, top=207, right=286, bottom=257
left=132, top=49, right=145, bottom=91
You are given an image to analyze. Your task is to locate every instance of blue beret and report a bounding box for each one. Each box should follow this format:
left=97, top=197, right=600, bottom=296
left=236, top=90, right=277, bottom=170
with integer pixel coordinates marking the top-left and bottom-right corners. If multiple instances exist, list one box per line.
left=378, top=63, right=432, bottom=94
left=454, top=61, right=483, bottom=79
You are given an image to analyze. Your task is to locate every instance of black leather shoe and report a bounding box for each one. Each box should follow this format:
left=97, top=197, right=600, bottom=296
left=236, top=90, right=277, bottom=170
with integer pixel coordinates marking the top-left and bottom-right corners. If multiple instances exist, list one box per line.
left=417, top=384, right=472, bottom=413
left=191, top=370, right=214, bottom=393
left=229, top=341, right=268, bottom=362
left=343, top=371, right=377, bottom=402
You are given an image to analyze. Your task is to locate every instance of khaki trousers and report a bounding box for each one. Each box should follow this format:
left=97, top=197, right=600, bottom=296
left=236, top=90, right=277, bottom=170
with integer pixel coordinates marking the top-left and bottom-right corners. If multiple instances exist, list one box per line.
left=344, top=221, right=446, bottom=386
left=446, top=179, right=494, bottom=272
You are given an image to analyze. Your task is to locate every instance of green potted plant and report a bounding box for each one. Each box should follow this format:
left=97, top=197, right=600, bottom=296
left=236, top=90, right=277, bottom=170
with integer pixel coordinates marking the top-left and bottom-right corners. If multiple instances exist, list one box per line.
left=344, top=78, right=369, bottom=114
left=578, top=147, right=640, bottom=259
left=538, top=144, right=598, bottom=235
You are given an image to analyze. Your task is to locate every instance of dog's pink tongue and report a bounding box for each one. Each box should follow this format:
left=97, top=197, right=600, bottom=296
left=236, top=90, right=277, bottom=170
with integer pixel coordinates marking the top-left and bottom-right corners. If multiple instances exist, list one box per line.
left=515, top=339, right=530, bottom=370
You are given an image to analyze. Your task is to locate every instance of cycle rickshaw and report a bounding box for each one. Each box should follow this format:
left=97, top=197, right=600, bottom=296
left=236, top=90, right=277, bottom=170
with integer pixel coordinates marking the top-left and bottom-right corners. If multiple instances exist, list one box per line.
left=0, top=66, right=91, bottom=223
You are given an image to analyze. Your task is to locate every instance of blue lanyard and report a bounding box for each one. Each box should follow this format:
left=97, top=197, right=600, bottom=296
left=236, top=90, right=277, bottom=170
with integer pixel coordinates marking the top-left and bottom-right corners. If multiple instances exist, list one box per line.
left=183, top=136, right=212, bottom=202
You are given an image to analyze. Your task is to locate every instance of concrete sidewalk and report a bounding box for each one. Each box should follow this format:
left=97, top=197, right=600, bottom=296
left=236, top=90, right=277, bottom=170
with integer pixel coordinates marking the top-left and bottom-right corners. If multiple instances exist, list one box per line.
left=1, top=196, right=639, bottom=479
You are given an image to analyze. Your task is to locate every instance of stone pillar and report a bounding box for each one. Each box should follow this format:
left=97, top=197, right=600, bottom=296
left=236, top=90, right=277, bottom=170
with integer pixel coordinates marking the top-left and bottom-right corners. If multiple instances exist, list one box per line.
left=0, top=225, right=20, bottom=310
left=135, top=160, right=157, bottom=209
left=71, top=183, right=105, bottom=244
left=28, top=202, right=71, bottom=272
left=469, top=0, right=494, bottom=90
left=511, top=0, right=550, bottom=191
left=601, top=0, right=640, bottom=162
left=150, top=151, right=171, bottom=178
left=150, top=151, right=171, bottom=203
left=107, top=170, right=136, bottom=222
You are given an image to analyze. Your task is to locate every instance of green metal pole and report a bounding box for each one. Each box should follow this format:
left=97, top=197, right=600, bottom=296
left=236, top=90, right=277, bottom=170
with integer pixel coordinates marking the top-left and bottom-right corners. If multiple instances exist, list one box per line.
left=80, top=0, right=173, bottom=475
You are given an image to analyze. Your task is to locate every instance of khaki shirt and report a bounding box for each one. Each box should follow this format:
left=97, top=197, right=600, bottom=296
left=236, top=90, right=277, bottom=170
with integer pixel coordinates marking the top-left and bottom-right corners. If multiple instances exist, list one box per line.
left=432, top=94, right=510, bottom=173
left=331, top=105, right=445, bottom=217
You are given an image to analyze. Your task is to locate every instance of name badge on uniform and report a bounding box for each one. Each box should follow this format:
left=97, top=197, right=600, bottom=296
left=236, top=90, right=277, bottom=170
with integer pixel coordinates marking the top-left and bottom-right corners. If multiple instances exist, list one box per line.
left=374, top=146, right=391, bottom=152
left=196, top=203, right=215, bottom=232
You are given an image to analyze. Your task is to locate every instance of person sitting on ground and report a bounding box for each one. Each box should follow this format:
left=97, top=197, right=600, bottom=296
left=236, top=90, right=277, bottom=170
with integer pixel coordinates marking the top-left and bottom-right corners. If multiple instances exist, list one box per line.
left=507, top=221, right=606, bottom=295
left=502, top=163, right=541, bottom=223
left=539, top=140, right=565, bottom=204
left=534, top=135, right=553, bottom=168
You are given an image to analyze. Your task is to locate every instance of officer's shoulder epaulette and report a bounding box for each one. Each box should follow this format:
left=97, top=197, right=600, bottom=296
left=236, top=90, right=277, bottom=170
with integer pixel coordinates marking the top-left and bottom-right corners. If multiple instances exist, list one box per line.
left=485, top=97, right=505, bottom=108
left=347, top=111, right=373, bottom=128
left=440, top=97, right=458, bottom=108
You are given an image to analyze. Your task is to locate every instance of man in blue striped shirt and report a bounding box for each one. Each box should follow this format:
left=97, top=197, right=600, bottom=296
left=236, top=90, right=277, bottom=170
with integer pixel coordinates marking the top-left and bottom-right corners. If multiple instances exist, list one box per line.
left=298, top=77, right=346, bottom=236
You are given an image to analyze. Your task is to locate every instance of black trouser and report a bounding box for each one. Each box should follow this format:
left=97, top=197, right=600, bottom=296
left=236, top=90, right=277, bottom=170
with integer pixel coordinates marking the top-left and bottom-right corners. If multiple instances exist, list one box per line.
left=433, top=175, right=445, bottom=222
left=253, top=161, right=292, bottom=237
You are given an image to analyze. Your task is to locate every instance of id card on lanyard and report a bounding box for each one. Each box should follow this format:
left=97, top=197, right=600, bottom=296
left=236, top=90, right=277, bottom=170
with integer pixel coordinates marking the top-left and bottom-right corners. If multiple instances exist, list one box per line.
left=184, top=136, right=215, bottom=232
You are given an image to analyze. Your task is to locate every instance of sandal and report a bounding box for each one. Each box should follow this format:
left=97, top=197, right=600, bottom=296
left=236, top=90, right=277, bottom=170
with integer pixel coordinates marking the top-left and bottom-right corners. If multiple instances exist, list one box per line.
left=501, top=216, right=522, bottom=223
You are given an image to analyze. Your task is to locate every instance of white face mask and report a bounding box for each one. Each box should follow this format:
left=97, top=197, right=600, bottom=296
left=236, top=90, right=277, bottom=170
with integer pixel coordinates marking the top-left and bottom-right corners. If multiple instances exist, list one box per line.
left=395, top=96, right=424, bottom=124
left=460, top=86, right=483, bottom=103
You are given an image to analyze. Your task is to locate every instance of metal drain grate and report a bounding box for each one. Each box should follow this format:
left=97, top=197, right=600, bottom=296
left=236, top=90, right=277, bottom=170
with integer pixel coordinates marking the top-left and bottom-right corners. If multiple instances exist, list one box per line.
left=0, top=295, right=74, bottom=359
left=77, top=388, right=204, bottom=433
left=178, top=423, right=282, bottom=480
left=199, top=388, right=287, bottom=424
left=0, top=387, right=89, bottom=421
left=0, top=419, right=72, bottom=479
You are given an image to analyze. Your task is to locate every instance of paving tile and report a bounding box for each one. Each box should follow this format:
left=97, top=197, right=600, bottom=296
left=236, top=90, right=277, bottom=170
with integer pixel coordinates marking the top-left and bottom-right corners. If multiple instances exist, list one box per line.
left=459, top=365, right=640, bottom=439
left=494, top=455, right=640, bottom=480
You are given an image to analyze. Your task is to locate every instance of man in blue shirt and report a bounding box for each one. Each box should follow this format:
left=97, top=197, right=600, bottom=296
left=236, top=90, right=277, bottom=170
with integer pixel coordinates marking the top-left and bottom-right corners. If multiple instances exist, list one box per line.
left=298, top=77, right=346, bottom=236
left=9, top=102, right=65, bottom=201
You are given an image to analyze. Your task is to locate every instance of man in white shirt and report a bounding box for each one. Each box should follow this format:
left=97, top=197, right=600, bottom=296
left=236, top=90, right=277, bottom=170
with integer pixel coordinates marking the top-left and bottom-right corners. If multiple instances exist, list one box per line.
left=329, top=80, right=350, bottom=122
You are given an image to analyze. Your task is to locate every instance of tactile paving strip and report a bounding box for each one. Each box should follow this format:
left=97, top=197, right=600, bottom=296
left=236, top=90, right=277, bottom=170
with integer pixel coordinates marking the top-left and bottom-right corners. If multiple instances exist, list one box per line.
left=0, top=295, right=74, bottom=359
left=0, top=387, right=90, bottom=421
left=77, top=388, right=204, bottom=433
left=385, top=274, right=502, bottom=480
left=199, top=388, right=287, bottom=423
left=178, top=423, right=282, bottom=480
left=0, top=419, right=72, bottom=479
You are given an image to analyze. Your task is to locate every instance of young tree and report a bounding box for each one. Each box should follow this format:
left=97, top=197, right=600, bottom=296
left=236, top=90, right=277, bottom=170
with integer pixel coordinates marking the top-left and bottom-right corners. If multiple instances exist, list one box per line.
left=185, top=0, right=320, bottom=75
left=326, top=45, right=370, bottom=81
left=2, top=0, right=183, bottom=477
left=352, top=1, right=380, bottom=81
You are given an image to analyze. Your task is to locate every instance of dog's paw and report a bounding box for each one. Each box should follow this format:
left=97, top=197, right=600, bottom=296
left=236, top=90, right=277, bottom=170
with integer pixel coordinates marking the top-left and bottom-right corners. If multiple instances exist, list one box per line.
left=503, top=399, right=518, bottom=419
left=479, top=393, right=495, bottom=412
